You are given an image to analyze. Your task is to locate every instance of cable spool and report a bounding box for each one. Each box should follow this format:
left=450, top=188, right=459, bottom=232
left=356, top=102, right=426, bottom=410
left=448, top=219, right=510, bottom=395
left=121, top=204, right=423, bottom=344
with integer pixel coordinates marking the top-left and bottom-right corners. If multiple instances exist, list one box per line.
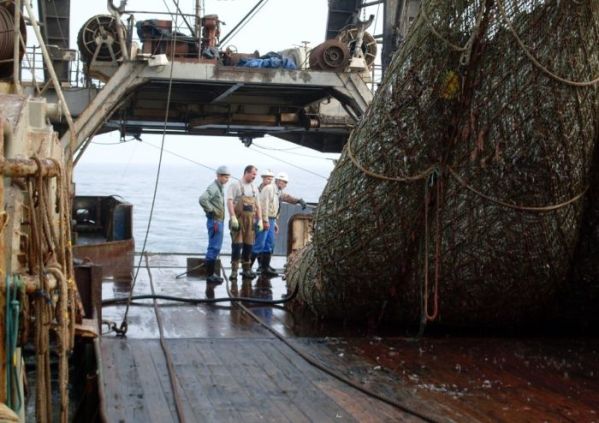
left=309, top=39, right=350, bottom=72
left=77, top=15, right=124, bottom=63
left=337, top=27, right=377, bottom=67
left=0, top=4, right=26, bottom=79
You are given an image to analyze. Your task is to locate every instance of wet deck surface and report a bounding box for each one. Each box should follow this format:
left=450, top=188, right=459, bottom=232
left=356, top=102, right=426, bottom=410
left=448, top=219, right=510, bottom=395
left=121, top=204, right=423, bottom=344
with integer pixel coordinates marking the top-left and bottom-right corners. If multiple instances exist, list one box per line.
left=100, top=338, right=416, bottom=422
left=100, top=253, right=599, bottom=422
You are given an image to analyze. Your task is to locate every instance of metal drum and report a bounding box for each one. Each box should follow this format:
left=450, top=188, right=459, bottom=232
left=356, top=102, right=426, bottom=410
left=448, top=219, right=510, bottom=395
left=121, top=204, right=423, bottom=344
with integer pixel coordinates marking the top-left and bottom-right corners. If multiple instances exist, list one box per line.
left=309, top=39, right=350, bottom=72
left=77, top=15, right=123, bottom=63
left=0, top=4, right=26, bottom=79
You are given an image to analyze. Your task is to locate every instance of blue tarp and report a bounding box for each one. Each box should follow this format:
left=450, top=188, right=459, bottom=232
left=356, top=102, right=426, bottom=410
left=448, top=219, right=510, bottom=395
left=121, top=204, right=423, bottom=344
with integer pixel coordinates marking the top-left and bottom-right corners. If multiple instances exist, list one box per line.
left=237, top=52, right=297, bottom=70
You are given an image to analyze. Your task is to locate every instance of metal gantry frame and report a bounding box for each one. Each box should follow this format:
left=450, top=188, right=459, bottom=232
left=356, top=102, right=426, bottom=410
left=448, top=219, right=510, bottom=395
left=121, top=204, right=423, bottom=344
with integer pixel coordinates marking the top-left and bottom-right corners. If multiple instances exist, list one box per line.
left=17, top=0, right=425, bottom=160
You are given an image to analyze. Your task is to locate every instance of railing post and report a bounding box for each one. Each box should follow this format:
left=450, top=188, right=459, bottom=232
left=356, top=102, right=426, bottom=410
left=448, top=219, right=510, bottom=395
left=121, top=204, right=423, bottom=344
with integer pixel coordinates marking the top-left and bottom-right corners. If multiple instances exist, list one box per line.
left=12, top=0, right=22, bottom=93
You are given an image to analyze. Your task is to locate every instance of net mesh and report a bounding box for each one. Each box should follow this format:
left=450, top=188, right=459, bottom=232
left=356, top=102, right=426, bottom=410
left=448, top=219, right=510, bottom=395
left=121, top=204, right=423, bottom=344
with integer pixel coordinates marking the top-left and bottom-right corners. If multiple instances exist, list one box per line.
left=286, top=0, right=599, bottom=327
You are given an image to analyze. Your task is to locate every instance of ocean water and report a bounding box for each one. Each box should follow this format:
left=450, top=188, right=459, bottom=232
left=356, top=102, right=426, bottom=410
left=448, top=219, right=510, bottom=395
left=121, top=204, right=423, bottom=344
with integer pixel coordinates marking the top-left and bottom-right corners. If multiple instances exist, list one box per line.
left=74, top=161, right=333, bottom=254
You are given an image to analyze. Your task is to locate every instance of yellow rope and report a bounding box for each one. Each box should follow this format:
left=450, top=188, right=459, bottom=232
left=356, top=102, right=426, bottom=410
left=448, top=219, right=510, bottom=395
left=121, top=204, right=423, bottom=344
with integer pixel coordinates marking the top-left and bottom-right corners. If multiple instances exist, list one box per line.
left=346, top=132, right=435, bottom=182
left=448, top=166, right=588, bottom=212
left=496, top=0, right=599, bottom=87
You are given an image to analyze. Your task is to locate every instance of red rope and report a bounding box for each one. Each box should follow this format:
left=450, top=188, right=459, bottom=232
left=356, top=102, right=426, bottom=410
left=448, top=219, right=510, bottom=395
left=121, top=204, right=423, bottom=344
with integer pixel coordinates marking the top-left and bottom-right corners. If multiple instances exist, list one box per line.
left=423, top=178, right=441, bottom=322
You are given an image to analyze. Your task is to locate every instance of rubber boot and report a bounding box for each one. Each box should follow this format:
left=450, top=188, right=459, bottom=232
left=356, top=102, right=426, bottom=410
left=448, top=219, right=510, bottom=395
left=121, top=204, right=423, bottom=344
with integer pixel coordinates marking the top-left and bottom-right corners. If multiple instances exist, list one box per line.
left=251, top=253, right=260, bottom=274
left=241, top=261, right=256, bottom=279
left=261, top=254, right=278, bottom=277
left=230, top=280, right=238, bottom=297
left=230, top=260, right=240, bottom=281
left=206, top=260, right=223, bottom=284
left=256, top=253, right=263, bottom=274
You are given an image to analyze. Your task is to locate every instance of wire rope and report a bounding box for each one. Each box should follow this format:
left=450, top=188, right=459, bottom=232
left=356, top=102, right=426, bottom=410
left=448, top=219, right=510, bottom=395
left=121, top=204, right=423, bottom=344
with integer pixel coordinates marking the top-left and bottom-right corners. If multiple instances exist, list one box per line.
left=143, top=253, right=188, bottom=423
left=250, top=144, right=337, bottom=161
left=220, top=268, right=440, bottom=423
left=117, top=13, right=179, bottom=336
left=249, top=145, right=329, bottom=180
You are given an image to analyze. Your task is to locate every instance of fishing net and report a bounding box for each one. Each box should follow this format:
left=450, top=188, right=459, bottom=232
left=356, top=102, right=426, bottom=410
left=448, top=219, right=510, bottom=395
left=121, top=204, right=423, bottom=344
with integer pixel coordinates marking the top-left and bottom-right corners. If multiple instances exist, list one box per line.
left=287, top=0, right=599, bottom=327
left=567, top=142, right=599, bottom=327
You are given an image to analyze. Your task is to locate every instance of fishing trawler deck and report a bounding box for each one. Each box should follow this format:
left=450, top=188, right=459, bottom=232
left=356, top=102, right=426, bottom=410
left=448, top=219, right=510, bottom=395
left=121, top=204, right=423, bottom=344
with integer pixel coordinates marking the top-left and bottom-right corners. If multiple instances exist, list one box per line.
left=97, top=253, right=599, bottom=423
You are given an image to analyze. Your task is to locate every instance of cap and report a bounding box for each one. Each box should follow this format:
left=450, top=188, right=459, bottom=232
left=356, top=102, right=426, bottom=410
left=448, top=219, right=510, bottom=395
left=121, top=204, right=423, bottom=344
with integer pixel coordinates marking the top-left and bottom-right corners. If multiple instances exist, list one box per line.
left=216, top=165, right=230, bottom=175
left=261, top=169, right=274, bottom=177
left=276, top=172, right=289, bottom=182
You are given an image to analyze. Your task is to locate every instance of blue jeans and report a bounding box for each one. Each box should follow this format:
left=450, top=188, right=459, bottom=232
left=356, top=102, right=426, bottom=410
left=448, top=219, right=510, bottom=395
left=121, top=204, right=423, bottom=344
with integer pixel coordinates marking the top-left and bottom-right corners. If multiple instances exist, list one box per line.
left=252, top=217, right=276, bottom=254
left=206, top=217, right=224, bottom=261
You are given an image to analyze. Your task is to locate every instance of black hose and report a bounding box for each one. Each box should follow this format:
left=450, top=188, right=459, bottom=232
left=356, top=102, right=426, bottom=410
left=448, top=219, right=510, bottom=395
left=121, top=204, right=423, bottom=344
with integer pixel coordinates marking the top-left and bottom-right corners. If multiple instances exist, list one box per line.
left=222, top=271, right=440, bottom=423
left=101, top=282, right=298, bottom=306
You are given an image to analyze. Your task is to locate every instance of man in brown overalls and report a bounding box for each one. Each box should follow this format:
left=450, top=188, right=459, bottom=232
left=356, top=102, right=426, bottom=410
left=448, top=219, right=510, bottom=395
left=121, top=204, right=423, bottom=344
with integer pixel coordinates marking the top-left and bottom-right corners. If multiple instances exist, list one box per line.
left=227, top=165, right=263, bottom=280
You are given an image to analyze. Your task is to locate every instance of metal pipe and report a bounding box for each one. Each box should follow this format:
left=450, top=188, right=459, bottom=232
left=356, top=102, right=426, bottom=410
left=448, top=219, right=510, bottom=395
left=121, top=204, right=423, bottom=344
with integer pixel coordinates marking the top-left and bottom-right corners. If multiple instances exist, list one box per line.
left=0, top=115, right=6, bottom=404
left=195, top=0, right=201, bottom=58
left=172, top=0, right=196, bottom=38
left=18, top=274, right=58, bottom=294
left=361, top=0, right=384, bottom=7
left=0, top=158, right=60, bottom=178
left=107, top=0, right=127, bottom=14
left=107, top=0, right=130, bottom=61
left=122, top=10, right=196, bottom=17
left=22, top=2, right=77, bottom=159
left=12, top=0, right=21, bottom=93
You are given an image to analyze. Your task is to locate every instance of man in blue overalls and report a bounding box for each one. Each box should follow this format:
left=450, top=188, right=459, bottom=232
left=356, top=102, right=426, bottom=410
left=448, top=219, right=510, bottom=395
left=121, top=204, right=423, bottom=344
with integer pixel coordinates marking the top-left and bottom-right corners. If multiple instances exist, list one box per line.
left=252, top=169, right=276, bottom=274
left=199, top=165, right=230, bottom=284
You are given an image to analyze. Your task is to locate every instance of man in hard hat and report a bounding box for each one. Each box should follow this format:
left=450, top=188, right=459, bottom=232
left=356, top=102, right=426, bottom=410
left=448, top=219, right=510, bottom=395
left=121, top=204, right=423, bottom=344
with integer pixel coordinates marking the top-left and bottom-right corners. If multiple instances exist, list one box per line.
left=199, top=165, right=231, bottom=284
left=275, top=172, right=307, bottom=210
left=227, top=165, right=263, bottom=280
left=252, top=169, right=277, bottom=275
left=258, top=172, right=307, bottom=276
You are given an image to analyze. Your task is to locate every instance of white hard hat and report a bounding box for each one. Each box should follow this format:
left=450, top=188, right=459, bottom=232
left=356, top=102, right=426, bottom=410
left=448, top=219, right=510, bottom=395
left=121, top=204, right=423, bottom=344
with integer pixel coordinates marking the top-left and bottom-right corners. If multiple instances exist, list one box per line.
left=216, top=165, right=230, bottom=175
left=261, top=169, right=274, bottom=177
left=276, top=172, right=289, bottom=182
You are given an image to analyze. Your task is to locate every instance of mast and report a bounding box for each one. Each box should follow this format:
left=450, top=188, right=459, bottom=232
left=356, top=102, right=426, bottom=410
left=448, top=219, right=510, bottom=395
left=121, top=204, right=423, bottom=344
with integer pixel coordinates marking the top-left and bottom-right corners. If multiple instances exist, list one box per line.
left=196, top=0, right=202, bottom=58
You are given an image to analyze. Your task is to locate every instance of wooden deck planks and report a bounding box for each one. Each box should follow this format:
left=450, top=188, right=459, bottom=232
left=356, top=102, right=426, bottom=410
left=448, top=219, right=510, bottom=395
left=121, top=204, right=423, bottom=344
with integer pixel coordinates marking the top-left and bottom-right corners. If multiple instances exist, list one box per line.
left=255, top=340, right=361, bottom=422
left=131, top=342, right=178, bottom=423
left=211, top=340, right=298, bottom=423
left=100, top=337, right=412, bottom=422
left=101, top=340, right=153, bottom=422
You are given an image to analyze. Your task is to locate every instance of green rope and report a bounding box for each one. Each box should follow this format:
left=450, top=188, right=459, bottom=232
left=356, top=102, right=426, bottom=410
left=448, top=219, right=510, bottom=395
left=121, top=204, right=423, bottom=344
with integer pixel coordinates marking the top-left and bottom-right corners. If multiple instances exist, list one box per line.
left=5, top=274, right=23, bottom=413
left=10, top=275, right=22, bottom=413
left=4, top=275, right=10, bottom=409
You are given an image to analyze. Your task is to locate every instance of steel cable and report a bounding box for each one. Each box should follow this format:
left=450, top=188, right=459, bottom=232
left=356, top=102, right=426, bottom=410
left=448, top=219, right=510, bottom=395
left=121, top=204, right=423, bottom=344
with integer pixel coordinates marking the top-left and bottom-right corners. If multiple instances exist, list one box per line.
left=143, top=253, right=188, bottom=423
left=220, top=268, right=440, bottom=423
left=117, top=13, right=180, bottom=336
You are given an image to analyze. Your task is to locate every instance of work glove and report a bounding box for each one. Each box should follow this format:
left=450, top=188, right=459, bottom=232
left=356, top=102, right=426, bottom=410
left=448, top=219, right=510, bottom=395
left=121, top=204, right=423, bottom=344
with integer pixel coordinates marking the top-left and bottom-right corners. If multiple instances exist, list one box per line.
left=257, top=219, right=264, bottom=232
left=230, top=216, right=239, bottom=231
left=213, top=220, right=219, bottom=234
left=263, top=219, right=270, bottom=231
left=298, top=199, right=307, bottom=210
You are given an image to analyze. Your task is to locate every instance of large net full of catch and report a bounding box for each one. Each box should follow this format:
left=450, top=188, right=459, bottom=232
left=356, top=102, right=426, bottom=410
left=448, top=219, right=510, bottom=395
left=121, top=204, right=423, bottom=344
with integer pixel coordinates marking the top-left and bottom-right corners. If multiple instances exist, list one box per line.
left=286, top=0, right=599, bottom=327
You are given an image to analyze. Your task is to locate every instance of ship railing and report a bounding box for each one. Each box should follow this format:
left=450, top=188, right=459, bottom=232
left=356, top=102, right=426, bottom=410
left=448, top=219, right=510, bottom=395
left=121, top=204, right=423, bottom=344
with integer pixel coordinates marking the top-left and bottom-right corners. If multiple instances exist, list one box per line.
left=20, top=45, right=105, bottom=90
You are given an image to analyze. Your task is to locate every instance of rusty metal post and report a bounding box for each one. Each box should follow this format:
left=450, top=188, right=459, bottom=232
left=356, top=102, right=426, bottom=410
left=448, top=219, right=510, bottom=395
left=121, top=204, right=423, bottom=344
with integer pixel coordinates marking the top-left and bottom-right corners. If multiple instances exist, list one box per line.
left=0, top=117, right=6, bottom=404
left=12, top=0, right=22, bottom=93
left=22, top=1, right=77, bottom=159
left=195, top=0, right=202, bottom=58
left=0, top=158, right=60, bottom=178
